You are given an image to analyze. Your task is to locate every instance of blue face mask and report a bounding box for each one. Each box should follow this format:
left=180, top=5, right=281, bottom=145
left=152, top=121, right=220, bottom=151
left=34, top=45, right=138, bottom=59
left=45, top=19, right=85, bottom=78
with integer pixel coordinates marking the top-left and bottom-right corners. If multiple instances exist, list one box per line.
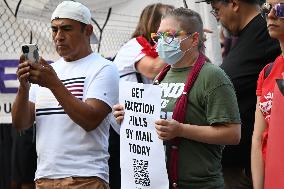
left=157, top=36, right=191, bottom=65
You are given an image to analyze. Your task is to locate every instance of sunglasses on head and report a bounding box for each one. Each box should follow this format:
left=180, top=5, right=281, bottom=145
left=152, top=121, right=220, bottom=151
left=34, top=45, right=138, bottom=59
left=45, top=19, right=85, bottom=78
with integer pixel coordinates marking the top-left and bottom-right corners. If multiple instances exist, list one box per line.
left=262, top=3, right=284, bottom=18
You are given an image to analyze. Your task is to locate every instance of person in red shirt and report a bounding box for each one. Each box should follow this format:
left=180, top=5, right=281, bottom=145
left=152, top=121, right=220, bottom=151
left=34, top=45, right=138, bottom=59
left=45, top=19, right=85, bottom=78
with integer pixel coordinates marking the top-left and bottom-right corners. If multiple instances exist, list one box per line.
left=251, top=1, right=284, bottom=189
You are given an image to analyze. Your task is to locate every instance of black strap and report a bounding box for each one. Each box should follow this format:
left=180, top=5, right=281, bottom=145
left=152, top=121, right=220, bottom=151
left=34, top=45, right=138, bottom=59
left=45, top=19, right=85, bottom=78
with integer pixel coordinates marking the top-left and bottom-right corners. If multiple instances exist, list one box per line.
left=135, top=73, right=143, bottom=83
left=276, top=79, right=284, bottom=96
left=265, top=62, right=274, bottom=79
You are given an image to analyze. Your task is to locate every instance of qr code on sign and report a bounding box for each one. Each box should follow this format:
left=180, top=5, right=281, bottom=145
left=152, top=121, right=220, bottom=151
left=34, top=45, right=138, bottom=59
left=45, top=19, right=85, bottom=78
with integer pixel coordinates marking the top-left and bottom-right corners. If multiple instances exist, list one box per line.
left=133, top=158, right=150, bottom=187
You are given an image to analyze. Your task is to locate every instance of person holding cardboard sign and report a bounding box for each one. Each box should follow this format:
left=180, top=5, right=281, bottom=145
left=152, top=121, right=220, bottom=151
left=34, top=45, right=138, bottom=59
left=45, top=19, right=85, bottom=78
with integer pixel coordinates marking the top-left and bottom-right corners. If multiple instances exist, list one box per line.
left=109, top=4, right=174, bottom=189
left=114, top=7, right=241, bottom=189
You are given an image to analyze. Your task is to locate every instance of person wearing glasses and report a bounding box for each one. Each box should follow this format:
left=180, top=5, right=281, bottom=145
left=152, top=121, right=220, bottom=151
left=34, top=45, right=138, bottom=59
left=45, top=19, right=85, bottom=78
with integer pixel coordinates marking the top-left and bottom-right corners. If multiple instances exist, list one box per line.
left=251, top=2, right=284, bottom=189
left=114, top=7, right=241, bottom=189
left=195, top=0, right=281, bottom=188
left=109, top=3, right=174, bottom=189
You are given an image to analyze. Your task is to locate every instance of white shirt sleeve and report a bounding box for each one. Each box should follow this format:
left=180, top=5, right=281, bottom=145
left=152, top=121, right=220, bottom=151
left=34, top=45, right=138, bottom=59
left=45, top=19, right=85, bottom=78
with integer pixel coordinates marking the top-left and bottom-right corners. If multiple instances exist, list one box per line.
left=113, top=38, right=146, bottom=76
left=85, top=63, right=119, bottom=109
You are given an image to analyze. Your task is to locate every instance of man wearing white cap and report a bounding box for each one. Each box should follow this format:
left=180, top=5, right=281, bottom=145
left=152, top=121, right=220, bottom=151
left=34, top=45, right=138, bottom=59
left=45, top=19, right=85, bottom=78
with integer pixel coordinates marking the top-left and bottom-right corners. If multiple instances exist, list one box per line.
left=12, top=1, right=119, bottom=188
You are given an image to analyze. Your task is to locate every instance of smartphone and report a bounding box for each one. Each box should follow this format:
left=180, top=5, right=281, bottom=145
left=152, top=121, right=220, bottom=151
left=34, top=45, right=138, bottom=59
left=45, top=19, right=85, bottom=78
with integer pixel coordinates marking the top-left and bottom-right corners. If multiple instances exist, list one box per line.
left=21, top=44, right=39, bottom=63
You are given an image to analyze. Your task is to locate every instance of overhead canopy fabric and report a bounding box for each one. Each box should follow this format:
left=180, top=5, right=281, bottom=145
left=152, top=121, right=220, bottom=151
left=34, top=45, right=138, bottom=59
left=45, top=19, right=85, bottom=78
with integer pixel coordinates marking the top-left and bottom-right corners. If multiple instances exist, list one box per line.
left=3, top=0, right=131, bottom=22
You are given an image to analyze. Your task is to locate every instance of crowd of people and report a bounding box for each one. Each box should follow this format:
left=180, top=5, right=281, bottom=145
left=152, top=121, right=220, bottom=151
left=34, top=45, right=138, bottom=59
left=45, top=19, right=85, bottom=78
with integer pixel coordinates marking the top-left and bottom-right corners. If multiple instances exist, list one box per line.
left=1, top=0, right=284, bottom=188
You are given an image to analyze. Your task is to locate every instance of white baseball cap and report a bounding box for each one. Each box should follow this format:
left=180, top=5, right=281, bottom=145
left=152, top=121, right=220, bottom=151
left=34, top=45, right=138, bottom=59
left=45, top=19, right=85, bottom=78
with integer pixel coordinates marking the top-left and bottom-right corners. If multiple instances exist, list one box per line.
left=51, top=1, right=98, bottom=44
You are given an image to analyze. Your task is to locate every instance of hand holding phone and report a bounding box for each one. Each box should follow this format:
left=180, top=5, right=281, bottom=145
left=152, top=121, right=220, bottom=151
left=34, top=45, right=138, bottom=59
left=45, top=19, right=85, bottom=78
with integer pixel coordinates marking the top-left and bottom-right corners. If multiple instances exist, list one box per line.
left=21, top=44, right=39, bottom=63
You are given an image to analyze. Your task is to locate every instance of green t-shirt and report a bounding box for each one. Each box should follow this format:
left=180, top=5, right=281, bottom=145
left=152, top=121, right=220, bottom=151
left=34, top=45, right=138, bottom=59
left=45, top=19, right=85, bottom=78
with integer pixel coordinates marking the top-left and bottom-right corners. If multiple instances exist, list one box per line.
left=160, top=62, right=241, bottom=189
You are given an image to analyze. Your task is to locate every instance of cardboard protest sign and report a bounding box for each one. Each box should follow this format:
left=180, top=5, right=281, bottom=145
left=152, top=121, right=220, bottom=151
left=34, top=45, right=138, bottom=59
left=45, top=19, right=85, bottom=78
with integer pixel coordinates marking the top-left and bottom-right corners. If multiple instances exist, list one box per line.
left=120, top=81, right=168, bottom=189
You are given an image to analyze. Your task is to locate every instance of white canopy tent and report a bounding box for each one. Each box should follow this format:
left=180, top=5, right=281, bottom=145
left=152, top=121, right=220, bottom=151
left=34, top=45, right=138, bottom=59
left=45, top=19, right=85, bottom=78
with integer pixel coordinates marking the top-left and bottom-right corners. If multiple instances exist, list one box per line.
left=4, top=0, right=131, bottom=20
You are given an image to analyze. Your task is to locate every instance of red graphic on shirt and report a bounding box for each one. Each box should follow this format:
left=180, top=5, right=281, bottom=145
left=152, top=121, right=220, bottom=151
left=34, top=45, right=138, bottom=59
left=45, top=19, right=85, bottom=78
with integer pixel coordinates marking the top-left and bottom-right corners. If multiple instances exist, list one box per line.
left=259, top=92, right=273, bottom=122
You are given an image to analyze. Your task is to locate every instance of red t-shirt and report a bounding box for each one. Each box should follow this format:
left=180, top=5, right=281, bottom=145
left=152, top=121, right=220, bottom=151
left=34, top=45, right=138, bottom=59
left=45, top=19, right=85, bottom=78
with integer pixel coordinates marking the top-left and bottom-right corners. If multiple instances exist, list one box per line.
left=256, top=55, right=284, bottom=160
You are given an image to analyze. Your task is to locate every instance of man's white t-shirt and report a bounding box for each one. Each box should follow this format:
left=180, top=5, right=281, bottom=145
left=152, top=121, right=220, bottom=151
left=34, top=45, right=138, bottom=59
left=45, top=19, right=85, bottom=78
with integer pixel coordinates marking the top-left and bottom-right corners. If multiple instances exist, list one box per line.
left=29, top=53, right=119, bottom=182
